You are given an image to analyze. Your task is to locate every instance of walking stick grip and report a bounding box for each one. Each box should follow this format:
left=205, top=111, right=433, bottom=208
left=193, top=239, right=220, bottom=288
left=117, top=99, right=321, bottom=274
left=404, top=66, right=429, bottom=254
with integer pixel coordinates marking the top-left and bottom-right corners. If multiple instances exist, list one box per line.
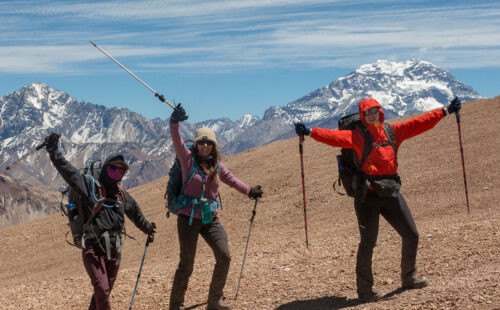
left=36, top=141, right=47, bottom=150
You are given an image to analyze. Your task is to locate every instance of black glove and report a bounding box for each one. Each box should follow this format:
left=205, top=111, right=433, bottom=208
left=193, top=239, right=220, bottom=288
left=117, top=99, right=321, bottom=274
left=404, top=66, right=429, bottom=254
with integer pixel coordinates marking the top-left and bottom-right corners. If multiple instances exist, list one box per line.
left=294, top=123, right=310, bottom=136
left=147, top=222, right=156, bottom=243
left=447, top=97, right=462, bottom=114
left=248, top=185, right=263, bottom=200
left=44, top=133, right=60, bottom=152
left=170, top=103, right=188, bottom=123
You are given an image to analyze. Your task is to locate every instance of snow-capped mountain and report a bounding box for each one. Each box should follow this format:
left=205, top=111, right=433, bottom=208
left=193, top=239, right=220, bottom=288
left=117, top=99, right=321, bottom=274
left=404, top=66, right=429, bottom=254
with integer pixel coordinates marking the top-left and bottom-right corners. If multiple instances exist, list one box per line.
left=221, top=59, right=483, bottom=154
left=0, top=59, right=484, bottom=191
left=271, top=59, right=482, bottom=122
left=0, top=82, right=258, bottom=189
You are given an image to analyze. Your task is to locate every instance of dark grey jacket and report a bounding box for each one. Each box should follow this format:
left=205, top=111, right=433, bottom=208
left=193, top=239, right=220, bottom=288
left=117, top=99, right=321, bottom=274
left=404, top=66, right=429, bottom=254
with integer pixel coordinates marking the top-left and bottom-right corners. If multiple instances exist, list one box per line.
left=48, top=148, right=153, bottom=237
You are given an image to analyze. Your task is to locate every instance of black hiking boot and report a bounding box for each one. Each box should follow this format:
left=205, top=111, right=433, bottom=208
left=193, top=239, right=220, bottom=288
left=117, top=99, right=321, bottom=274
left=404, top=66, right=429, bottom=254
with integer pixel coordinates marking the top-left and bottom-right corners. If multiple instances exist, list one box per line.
left=206, top=296, right=231, bottom=310
left=402, top=276, right=428, bottom=289
left=169, top=303, right=185, bottom=310
left=358, top=291, right=383, bottom=302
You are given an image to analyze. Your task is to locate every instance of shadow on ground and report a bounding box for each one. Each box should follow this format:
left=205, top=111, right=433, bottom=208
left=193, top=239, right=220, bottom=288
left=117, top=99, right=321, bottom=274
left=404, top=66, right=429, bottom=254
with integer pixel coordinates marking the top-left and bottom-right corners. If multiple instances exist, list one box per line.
left=275, top=288, right=406, bottom=310
left=185, top=302, right=207, bottom=309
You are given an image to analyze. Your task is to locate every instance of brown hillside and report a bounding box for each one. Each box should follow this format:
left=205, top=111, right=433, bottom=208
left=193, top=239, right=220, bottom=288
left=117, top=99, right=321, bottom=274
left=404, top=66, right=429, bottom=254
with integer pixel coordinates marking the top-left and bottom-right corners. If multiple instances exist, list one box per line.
left=0, top=97, right=499, bottom=310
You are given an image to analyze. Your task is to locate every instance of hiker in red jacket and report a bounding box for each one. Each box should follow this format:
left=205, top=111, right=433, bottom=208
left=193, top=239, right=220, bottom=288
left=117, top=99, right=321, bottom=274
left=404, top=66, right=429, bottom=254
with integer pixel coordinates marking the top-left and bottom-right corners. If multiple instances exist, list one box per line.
left=295, top=97, right=462, bottom=302
left=168, top=104, right=263, bottom=310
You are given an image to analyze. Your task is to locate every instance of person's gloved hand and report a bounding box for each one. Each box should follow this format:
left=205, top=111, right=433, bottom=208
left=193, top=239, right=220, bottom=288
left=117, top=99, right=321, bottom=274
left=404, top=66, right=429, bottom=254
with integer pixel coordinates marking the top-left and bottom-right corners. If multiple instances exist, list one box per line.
left=447, top=97, right=462, bottom=114
left=248, top=185, right=263, bottom=200
left=44, top=133, right=60, bottom=152
left=147, top=222, right=156, bottom=243
left=294, top=123, right=310, bottom=136
left=170, top=103, right=188, bottom=123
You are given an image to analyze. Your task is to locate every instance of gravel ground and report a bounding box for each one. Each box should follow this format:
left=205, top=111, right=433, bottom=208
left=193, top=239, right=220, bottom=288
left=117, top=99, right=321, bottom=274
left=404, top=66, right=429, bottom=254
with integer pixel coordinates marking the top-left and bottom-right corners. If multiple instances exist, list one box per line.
left=0, top=97, right=498, bottom=310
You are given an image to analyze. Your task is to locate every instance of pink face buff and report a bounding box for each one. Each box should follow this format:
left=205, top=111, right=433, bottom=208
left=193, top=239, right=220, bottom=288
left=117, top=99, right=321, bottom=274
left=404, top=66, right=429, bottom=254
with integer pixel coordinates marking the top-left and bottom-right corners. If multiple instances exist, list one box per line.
left=107, top=165, right=125, bottom=181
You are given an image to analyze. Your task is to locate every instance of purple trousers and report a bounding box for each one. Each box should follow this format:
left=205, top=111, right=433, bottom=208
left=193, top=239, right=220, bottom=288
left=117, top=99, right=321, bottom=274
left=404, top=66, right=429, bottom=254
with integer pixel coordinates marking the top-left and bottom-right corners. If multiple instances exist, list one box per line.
left=82, top=242, right=119, bottom=310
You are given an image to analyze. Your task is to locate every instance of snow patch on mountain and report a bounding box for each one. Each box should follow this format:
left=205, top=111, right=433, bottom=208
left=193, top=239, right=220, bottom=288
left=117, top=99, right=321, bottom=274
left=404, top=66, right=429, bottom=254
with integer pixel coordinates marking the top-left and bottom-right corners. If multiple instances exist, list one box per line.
left=0, top=59, right=485, bottom=190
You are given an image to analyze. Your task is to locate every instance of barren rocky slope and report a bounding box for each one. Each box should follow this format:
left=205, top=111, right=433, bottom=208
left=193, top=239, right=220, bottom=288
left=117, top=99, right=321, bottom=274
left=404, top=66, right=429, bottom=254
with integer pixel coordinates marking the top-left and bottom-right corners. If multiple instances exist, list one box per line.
left=0, top=173, right=59, bottom=229
left=0, top=97, right=498, bottom=309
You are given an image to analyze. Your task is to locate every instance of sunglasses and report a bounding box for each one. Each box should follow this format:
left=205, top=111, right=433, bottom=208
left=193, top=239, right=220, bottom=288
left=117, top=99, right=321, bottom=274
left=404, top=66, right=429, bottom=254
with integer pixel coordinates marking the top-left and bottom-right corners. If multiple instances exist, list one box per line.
left=364, top=107, right=379, bottom=116
left=197, top=140, right=214, bottom=146
left=109, top=165, right=126, bottom=174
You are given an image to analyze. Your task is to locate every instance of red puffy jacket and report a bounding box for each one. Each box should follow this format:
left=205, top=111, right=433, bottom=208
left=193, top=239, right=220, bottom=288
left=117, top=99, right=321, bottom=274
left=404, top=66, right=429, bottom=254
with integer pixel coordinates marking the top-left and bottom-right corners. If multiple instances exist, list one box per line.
left=310, top=98, right=445, bottom=176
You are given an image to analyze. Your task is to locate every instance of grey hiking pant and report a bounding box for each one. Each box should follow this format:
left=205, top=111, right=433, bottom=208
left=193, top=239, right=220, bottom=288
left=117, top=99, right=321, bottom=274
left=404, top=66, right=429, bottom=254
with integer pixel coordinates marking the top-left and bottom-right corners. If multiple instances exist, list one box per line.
left=169, top=215, right=231, bottom=308
left=354, top=190, right=419, bottom=296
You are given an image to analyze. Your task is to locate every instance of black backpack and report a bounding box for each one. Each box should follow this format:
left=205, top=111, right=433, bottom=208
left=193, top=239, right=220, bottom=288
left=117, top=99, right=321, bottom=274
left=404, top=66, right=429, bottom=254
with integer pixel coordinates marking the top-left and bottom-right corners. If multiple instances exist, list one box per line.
left=164, top=140, right=194, bottom=217
left=333, top=112, right=396, bottom=197
left=60, top=160, right=126, bottom=248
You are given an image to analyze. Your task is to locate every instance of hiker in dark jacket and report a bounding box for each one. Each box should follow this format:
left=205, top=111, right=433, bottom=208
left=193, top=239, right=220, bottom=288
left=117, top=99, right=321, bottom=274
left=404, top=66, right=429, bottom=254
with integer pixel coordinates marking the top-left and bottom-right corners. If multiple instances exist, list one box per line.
left=168, top=104, right=263, bottom=310
left=294, top=97, right=461, bottom=302
left=44, top=133, right=156, bottom=310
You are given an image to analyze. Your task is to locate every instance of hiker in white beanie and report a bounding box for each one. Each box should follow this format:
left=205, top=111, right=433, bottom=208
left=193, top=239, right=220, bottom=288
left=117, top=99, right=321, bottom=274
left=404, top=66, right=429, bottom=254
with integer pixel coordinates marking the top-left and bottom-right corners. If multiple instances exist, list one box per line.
left=167, top=104, right=263, bottom=310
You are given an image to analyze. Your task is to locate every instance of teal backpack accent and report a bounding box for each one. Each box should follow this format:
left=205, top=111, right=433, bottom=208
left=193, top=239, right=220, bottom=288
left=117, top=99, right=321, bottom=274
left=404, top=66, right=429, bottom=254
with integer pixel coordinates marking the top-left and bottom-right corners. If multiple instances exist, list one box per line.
left=164, top=141, right=222, bottom=223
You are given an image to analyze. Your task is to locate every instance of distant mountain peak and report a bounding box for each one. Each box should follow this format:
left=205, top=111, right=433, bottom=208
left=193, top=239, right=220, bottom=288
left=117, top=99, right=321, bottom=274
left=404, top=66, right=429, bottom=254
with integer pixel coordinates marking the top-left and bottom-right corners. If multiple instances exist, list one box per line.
left=0, top=59, right=485, bottom=195
left=355, top=59, right=429, bottom=76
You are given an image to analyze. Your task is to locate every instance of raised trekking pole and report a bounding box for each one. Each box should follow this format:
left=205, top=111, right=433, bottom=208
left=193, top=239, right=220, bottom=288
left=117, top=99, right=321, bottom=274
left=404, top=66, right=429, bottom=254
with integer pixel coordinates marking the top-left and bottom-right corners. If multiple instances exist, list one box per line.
left=2, top=140, right=47, bottom=173
left=235, top=197, right=259, bottom=300
left=455, top=110, right=470, bottom=213
left=129, top=234, right=152, bottom=310
left=89, top=41, right=176, bottom=110
left=298, top=135, right=310, bottom=249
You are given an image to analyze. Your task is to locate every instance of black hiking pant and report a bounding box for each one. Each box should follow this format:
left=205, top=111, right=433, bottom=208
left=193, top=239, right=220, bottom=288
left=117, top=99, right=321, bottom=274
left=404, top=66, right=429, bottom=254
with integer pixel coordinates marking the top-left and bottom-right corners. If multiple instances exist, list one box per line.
left=354, top=190, right=419, bottom=296
left=169, top=215, right=231, bottom=309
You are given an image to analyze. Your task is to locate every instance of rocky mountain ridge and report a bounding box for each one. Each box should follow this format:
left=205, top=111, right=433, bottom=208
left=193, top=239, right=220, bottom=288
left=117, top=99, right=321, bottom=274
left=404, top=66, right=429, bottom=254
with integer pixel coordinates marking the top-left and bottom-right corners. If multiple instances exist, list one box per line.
left=0, top=59, right=483, bottom=192
left=0, top=173, right=60, bottom=228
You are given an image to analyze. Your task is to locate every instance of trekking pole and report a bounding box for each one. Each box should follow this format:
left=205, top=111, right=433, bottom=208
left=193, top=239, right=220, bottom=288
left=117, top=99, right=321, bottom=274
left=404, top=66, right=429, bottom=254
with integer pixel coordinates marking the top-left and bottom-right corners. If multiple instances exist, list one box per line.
left=129, top=235, right=152, bottom=310
left=235, top=197, right=259, bottom=300
left=89, top=41, right=176, bottom=110
left=455, top=111, right=470, bottom=213
left=298, top=136, right=309, bottom=249
left=2, top=140, right=46, bottom=172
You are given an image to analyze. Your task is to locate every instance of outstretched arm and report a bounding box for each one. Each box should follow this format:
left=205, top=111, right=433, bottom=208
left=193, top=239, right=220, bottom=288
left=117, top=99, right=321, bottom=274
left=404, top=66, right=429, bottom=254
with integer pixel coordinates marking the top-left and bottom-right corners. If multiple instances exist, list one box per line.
left=219, top=163, right=251, bottom=196
left=392, top=97, right=461, bottom=146
left=392, top=109, right=445, bottom=146
left=310, top=127, right=357, bottom=149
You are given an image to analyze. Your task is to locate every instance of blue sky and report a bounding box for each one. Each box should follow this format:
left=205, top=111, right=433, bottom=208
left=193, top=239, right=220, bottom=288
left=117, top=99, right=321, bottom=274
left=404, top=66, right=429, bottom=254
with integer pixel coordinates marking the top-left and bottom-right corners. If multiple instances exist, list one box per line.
left=1, top=0, right=499, bottom=123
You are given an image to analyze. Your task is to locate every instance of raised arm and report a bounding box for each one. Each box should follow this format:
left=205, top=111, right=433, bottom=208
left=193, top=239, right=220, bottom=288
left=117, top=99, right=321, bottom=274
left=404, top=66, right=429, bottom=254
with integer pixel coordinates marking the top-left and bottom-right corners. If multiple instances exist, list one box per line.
left=169, top=104, right=193, bottom=172
left=45, top=133, right=89, bottom=197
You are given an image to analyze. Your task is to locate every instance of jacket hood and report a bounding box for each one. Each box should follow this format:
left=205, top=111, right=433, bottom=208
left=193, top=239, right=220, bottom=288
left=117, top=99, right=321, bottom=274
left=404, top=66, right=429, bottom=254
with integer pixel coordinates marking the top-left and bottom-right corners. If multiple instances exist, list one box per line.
left=102, top=154, right=129, bottom=171
left=98, top=154, right=129, bottom=189
left=359, top=98, right=385, bottom=126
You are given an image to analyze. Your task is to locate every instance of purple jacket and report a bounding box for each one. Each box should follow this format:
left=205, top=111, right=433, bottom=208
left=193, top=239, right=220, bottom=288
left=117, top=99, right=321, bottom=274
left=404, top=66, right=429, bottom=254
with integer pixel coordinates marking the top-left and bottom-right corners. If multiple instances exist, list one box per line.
left=170, top=122, right=251, bottom=218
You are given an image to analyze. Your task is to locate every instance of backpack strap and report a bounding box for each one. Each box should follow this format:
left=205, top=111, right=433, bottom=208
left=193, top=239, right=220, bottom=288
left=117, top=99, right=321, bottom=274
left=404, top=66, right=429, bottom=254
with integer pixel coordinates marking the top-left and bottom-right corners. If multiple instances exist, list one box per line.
left=179, top=159, right=199, bottom=197
left=117, top=184, right=127, bottom=207
left=166, top=159, right=200, bottom=218
left=101, top=230, right=122, bottom=265
left=356, top=123, right=397, bottom=169
left=353, top=123, right=397, bottom=199
left=382, top=123, right=397, bottom=156
left=356, top=125, right=374, bottom=169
